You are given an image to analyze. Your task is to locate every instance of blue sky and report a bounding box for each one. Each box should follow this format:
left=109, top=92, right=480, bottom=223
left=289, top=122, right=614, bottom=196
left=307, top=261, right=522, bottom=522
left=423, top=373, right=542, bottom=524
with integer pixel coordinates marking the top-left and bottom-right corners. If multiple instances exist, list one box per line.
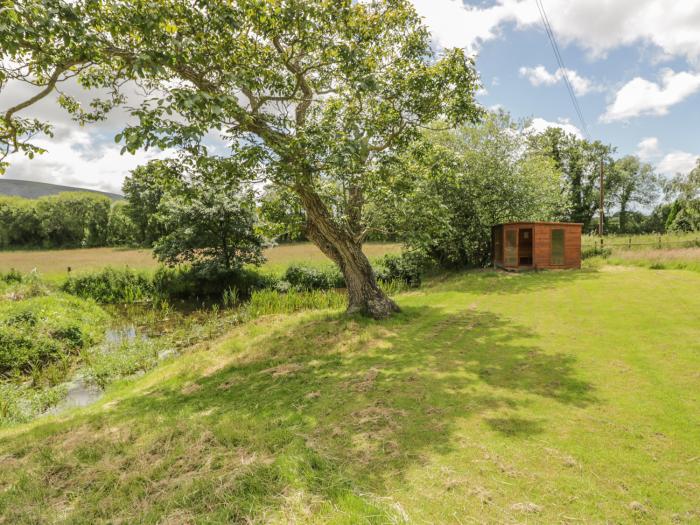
left=413, top=0, right=700, bottom=178
left=3, top=0, right=700, bottom=193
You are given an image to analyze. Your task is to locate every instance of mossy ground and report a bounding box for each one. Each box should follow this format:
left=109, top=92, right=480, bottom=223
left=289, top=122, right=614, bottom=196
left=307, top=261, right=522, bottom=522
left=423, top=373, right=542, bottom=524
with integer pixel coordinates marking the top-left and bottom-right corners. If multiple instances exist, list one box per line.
left=1, top=266, right=699, bottom=523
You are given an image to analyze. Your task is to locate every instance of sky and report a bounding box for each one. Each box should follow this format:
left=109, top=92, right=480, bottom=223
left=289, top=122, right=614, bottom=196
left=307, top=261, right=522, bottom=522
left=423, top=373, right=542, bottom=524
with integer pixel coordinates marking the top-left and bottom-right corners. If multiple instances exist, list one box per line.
left=3, top=0, right=700, bottom=194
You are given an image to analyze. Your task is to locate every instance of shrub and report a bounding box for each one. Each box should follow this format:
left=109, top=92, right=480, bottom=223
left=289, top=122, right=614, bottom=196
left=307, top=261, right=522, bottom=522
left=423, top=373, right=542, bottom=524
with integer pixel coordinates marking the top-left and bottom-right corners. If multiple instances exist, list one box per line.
left=0, top=294, right=108, bottom=376
left=283, top=264, right=345, bottom=290
left=1, top=268, right=23, bottom=284
left=62, top=265, right=279, bottom=304
left=0, top=326, right=61, bottom=373
left=582, top=246, right=611, bottom=259
left=153, top=265, right=276, bottom=302
left=62, top=267, right=154, bottom=303
left=375, top=252, right=430, bottom=287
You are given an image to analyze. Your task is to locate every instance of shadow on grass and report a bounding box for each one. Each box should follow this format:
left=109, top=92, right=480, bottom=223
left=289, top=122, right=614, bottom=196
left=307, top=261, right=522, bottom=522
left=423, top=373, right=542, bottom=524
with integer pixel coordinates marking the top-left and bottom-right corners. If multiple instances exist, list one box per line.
left=0, top=304, right=597, bottom=522
left=427, top=267, right=601, bottom=296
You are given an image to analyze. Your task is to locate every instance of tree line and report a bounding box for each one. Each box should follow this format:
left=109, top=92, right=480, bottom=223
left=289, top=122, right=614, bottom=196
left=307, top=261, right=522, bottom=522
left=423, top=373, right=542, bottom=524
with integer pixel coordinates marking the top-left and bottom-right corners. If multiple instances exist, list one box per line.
left=1, top=113, right=699, bottom=261
left=0, top=192, right=125, bottom=249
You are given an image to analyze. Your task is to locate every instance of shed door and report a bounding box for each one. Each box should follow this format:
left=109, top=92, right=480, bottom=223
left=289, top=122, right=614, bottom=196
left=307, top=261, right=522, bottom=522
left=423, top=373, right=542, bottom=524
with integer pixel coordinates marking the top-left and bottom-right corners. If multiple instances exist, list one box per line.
left=504, top=228, right=517, bottom=266
left=518, top=228, right=533, bottom=266
left=551, top=228, right=565, bottom=265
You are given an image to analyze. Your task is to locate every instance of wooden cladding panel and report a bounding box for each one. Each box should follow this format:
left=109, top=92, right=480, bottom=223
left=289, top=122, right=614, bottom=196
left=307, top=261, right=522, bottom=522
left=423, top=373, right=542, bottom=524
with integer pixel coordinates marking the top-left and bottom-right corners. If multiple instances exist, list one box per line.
left=532, top=224, right=581, bottom=269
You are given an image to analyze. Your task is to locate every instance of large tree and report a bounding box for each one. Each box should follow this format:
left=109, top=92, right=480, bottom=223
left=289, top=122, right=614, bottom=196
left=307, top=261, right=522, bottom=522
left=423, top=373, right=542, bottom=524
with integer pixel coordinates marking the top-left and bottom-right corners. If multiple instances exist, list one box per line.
left=664, top=160, right=700, bottom=232
left=0, top=0, right=482, bottom=318
left=529, top=127, right=615, bottom=231
left=122, top=160, right=185, bottom=247
left=610, top=155, right=659, bottom=233
left=153, top=159, right=264, bottom=271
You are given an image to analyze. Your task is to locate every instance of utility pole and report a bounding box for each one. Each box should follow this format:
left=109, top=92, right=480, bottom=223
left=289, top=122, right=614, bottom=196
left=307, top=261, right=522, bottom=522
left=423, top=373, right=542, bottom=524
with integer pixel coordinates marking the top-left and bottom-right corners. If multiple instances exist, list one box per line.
left=598, top=158, right=604, bottom=236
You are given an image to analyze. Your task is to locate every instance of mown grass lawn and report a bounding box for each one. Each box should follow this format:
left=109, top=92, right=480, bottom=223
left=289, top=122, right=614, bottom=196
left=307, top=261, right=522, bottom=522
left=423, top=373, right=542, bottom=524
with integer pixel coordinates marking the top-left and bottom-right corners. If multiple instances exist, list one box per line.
left=1, top=266, right=699, bottom=523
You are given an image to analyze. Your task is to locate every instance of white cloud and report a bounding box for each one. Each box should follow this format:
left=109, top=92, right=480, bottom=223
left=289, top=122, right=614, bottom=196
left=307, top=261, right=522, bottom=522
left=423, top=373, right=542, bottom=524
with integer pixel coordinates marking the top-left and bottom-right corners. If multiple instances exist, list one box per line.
left=657, top=151, right=699, bottom=177
left=527, top=117, right=583, bottom=139
left=636, top=137, right=660, bottom=160
left=410, top=1, right=700, bottom=65
left=410, top=0, right=515, bottom=52
left=3, top=126, right=173, bottom=194
left=519, top=65, right=599, bottom=96
left=601, top=69, right=700, bottom=122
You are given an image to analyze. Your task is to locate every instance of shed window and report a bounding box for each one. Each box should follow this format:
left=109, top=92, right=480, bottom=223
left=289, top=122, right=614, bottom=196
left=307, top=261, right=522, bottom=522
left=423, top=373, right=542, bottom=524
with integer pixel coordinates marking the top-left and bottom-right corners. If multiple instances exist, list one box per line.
left=551, top=229, right=565, bottom=265
left=505, top=229, right=517, bottom=266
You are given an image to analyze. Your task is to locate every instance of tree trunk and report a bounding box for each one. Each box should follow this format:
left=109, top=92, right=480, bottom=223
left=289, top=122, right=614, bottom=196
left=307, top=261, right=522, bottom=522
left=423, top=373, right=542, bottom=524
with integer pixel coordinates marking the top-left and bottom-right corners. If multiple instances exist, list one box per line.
left=296, top=186, right=400, bottom=319
left=619, top=203, right=627, bottom=233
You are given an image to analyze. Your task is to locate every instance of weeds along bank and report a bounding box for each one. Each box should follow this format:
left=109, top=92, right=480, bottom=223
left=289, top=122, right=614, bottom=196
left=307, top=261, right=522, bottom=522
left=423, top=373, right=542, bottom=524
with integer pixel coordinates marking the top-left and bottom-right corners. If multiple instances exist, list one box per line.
left=0, top=256, right=418, bottom=425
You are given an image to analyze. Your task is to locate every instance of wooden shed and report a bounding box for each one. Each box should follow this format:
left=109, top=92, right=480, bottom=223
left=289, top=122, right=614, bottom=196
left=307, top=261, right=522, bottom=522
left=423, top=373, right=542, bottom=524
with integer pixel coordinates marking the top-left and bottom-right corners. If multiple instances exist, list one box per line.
left=491, top=222, right=583, bottom=271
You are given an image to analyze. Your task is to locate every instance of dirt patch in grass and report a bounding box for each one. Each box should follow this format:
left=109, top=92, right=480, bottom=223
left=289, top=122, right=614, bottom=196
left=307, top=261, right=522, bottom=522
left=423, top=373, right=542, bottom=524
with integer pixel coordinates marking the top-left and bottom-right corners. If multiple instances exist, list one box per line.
left=181, top=382, right=202, bottom=395
left=260, top=363, right=305, bottom=377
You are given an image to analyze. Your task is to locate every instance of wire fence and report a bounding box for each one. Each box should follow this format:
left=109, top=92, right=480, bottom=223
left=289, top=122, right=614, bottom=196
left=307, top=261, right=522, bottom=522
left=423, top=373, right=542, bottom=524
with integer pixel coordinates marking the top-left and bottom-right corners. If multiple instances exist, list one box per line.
left=582, top=235, right=700, bottom=253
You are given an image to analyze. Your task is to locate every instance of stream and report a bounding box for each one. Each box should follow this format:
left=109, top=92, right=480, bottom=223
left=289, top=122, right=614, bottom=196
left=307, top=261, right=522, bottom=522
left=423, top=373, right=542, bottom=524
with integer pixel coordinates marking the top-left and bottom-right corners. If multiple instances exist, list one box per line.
left=44, top=302, right=230, bottom=416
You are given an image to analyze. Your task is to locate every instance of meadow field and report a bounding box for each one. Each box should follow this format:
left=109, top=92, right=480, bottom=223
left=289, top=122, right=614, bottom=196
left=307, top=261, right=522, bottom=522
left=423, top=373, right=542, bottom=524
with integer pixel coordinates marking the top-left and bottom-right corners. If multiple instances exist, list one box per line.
left=1, top=262, right=699, bottom=523
left=0, top=242, right=402, bottom=277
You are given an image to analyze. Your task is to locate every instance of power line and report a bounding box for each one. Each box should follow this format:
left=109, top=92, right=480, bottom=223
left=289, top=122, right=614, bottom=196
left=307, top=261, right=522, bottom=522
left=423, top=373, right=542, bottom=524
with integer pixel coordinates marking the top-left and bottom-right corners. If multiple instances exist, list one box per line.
left=535, top=0, right=590, bottom=140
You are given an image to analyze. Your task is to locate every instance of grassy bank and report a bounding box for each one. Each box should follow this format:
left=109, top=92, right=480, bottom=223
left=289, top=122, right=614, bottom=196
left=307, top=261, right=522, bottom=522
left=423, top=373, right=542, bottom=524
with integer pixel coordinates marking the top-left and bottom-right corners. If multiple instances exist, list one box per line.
left=1, top=266, right=698, bottom=523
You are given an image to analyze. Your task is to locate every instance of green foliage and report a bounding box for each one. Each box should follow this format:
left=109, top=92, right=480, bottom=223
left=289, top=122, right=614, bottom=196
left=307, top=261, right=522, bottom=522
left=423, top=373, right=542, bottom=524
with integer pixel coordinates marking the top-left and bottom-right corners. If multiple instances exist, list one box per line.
left=385, top=112, right=568, bottom=267
left=1, top=0, right=483, bottom=316
left=61, top=265, right=276, bottom=304
left=121, top=160, right=184, bottom=246
left=0, top=293, right=107, bottom=375
left=62, top=267, right=154, bottom=304
left=282, top=264, right=345, bottom=291
left=0, top=382, right=67, bottom=425
left=37, top=192, right=112, bottom=247
left=529, top=126, right=615, bottom=231
left=581, top=245, right=612, bottom=259
left=152, top=265, right=276, bottom=302
left=106, top=201, right=140, bottom=246
left=0, top=192, right=114, bottom=249
left=609, top=155, right=660, bottom=233
left=0, top=195, right=41, bottom=248
left=84, top=338, right=160, bottom=388
left=1, top=268, right=23, bottom=283
left=2, top=269, right=700, bottom=521
left=375, top=251, right=430, bottom=287
left=664, top=161, right=700, bottom=232
left=258, top=185, right=307, bottom=242
left=153, top=166, right=264, bottom=272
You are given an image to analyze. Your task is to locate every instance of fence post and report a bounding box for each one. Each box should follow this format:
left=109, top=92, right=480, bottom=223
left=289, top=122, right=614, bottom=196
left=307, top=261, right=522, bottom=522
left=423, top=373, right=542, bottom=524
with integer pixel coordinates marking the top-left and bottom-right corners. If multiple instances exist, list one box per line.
left=628, top=237, right=632, bottom=249
left=658, top=235, right=661, bottom=249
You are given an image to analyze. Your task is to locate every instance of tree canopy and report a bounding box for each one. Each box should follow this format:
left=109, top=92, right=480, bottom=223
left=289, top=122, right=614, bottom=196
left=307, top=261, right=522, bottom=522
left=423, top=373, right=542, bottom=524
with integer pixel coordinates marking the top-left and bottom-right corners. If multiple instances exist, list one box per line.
left=528, top=127, right=615, bottom=230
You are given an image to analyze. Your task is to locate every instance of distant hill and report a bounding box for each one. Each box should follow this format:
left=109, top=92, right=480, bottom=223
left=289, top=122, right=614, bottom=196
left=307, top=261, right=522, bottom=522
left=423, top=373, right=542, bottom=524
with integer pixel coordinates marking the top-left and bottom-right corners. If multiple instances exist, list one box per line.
left=0, top=179, right=123, bottom=200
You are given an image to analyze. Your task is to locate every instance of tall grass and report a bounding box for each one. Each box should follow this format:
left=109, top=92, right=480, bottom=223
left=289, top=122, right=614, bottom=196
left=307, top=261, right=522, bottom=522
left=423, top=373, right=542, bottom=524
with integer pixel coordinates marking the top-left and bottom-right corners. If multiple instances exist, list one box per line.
left=247, top=288, right=347, bottom=317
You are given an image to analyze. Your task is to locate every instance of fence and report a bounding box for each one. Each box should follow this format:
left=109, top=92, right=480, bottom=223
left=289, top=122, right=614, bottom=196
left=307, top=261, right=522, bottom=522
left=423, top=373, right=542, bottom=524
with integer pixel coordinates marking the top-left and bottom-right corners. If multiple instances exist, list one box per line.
left=582, top=234, right=700, bottom=254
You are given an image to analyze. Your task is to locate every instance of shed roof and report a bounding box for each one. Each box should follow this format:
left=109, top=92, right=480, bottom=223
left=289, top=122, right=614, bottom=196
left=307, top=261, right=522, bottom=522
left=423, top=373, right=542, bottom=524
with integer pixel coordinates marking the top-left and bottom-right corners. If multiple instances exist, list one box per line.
left=493, top=221, right=584, bottom=227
